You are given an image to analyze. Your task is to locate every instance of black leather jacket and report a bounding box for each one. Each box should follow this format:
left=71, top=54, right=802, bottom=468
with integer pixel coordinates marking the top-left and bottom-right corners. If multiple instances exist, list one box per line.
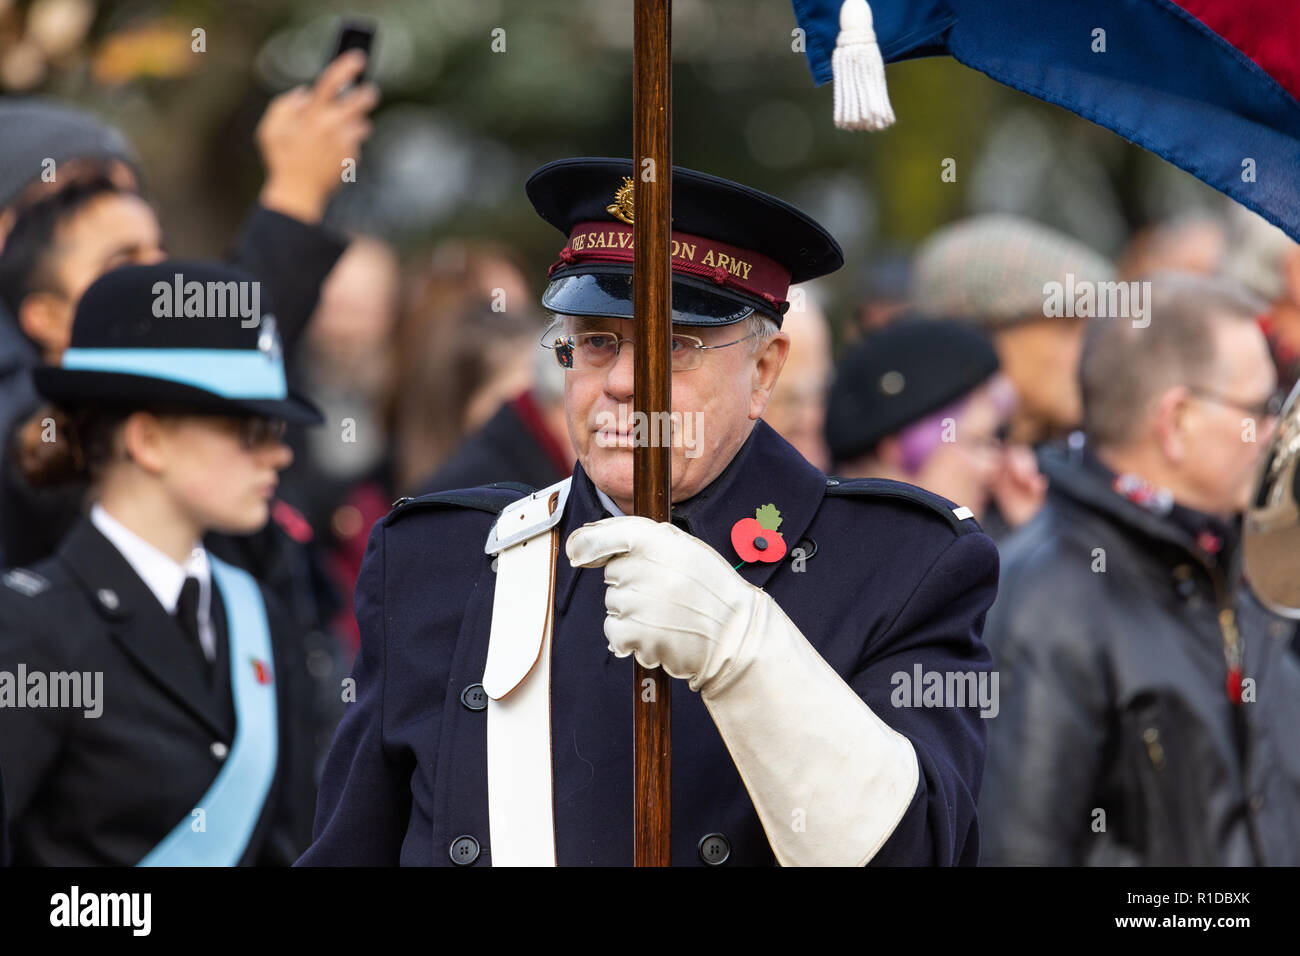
left=978, top=443, right=1300, bottom=865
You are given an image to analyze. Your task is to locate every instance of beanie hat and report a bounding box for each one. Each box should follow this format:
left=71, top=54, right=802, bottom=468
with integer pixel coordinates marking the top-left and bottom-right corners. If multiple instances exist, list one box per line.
left=0, top=97, right=138, bottom=212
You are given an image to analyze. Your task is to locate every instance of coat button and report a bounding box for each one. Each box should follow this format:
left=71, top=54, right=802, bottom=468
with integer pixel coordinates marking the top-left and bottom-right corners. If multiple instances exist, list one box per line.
left=791, top=537, right=818, bottom=562
left=698, top=832, right=731, bottom=865
left=449, top=835, right=481, bottom=865
left=1171, top=565, right=1197, bottom=599
left=461, top=683, right=488, bottom=711
left=210, top=741, right=229, bottom=760
left=97, top=588, right=119, bottom=610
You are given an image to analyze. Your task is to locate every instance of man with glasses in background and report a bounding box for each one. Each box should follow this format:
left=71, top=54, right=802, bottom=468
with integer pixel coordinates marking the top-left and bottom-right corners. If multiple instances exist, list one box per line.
left=979, top=272, right=1300, bottom=865
left=301, top=158, right=1000, bottom=867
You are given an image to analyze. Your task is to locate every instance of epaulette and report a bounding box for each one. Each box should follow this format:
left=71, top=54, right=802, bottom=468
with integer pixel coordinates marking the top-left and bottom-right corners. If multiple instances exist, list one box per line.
left=383, top=482, right=536, bottom=527
left=824, top=477, right=982, bottom=536
left=2, top=567, right=51, bottom=597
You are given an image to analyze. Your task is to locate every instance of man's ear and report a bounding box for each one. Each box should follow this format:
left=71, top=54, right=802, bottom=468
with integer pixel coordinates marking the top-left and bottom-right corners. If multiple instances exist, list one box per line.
left=1153, top=386, right=1191, bottom=464
left=17, top=293, right=73, bottom=361
left=749, top=330, right=790, bottom=420
left=120, top=412, right=168, bottom=477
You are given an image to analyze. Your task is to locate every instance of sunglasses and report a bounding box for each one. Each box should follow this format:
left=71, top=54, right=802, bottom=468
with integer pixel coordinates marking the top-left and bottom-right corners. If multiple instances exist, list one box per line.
left=142, top=405, right=290, bottom=450
left=234, top=416, right=289, bottom=450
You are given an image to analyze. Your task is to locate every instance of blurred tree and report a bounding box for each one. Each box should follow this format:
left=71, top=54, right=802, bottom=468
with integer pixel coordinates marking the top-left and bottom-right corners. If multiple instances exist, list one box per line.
left=0, top=0, right=1228, bottom=331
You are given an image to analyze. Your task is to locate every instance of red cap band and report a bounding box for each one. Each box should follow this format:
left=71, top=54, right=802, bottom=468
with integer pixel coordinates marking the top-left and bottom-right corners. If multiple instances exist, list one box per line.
left=549, top=221, right=791, bottom=311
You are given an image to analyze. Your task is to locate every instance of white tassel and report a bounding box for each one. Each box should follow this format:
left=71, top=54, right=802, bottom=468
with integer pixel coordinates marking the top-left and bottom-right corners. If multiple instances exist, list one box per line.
left=832, top=0, right=895, bottom=131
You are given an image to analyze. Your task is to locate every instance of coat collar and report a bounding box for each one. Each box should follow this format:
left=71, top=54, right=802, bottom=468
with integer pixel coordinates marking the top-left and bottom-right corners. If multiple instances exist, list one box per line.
left=1038, top=442, right=1238, bottom=574
left=89, top=503, right=211, bottom=618
left=554, top=419, right=829, bottom=615
left=56, top=515, right=232, bottom=740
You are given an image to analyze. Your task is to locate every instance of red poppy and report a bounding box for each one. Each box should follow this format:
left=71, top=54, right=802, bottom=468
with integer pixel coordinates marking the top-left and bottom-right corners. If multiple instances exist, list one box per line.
left=731, top=516, right=786, bottom=564
left=251, top=658, right=273, bottom=685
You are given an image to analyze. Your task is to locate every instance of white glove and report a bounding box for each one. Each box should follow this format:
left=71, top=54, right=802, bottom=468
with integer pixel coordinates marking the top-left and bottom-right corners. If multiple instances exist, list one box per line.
left=567, top=516, right=920, bottom=866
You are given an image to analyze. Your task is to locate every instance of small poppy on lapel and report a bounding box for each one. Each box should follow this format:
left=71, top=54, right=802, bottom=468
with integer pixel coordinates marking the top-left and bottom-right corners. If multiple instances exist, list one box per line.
left=731, top=503, right=786, bottom=564
left=251, top=657, right=273, bottom=685
left=1226, top=666, right=1243, bottom=706
left=1196, top=529, right=1222, bottom=557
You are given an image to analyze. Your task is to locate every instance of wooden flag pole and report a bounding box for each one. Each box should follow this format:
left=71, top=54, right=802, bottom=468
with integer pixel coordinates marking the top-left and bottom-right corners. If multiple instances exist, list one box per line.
left=631, top=0, right=673, bottom=867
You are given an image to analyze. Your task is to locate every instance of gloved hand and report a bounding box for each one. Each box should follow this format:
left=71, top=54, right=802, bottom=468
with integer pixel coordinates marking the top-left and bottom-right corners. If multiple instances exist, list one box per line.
left=566, top=515, right=758, bottom=693
left=567, top=515, right=920, bottom=866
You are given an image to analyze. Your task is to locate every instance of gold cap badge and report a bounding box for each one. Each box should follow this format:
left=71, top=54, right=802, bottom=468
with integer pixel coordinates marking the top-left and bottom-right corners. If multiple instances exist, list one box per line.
left=606, top=176, right=635, bottom=225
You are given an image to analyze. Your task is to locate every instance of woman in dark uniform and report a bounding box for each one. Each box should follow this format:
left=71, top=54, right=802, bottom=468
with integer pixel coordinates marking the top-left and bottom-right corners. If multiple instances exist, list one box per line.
left=0, top=260, right=320, bottom=865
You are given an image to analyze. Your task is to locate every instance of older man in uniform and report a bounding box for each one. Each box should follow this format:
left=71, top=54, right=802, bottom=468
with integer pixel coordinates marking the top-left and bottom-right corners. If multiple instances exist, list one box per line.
left=301, top=159, right=999, bottom=866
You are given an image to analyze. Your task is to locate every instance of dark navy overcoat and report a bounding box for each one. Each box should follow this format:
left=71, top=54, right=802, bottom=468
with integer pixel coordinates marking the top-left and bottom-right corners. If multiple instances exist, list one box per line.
left=300, top=421, right=998, bottom=866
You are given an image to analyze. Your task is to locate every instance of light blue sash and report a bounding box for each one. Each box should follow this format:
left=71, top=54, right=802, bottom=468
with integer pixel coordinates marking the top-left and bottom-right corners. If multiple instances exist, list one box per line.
left=138, top=556, right=279, bottom=866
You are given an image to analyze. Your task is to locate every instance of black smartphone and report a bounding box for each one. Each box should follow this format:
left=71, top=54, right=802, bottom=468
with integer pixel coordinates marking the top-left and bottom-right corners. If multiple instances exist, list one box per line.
left=327, top=18, right=376, bottom=84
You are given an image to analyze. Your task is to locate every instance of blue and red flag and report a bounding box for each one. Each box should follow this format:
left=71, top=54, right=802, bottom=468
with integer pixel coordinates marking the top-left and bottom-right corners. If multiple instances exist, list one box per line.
left=792, top=0, right=1300, bottom=242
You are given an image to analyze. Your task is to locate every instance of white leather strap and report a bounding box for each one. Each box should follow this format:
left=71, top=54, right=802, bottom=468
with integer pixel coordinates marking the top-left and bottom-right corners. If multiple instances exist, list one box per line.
left=483, top=479, right=570, bottom=866
left=485, top=478, right=572, bottom=555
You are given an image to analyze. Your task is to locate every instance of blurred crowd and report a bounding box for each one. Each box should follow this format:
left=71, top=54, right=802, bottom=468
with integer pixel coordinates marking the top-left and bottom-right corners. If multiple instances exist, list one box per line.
left=2, top=44, right=1300, bottom=866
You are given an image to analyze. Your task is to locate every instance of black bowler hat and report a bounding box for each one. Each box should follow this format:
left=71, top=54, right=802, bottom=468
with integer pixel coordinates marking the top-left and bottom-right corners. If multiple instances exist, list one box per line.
left=527, top=157, right=843, bottom=328
left=34, top=260, right=323, bottom=424
left=825, top=316, right=1001, bottom=464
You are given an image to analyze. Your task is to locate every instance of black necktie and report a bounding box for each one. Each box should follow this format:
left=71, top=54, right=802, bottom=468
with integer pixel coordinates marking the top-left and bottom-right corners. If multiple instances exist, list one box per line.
left=176, top=576, right=209, bottom=675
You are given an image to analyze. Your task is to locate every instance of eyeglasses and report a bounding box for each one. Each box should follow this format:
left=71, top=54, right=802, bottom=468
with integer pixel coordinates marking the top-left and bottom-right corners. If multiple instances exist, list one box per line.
left=151, top=408, right=290, bottom=450
left=540, top=321, right=757, bottom=372
left=1188, top=386, right=1286, bottom=419
left=235, top=416, right=288, bottom=450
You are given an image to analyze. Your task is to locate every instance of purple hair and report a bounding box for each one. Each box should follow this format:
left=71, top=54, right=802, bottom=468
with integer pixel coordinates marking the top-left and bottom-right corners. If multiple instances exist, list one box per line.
left=896, top=398, right=969, bottom=474
left=894, top=376, right=1017, bottom=473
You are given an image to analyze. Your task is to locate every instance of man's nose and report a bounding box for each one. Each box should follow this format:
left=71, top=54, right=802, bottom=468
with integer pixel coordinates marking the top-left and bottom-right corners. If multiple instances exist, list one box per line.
left=602, top=340, right=636, bottom=399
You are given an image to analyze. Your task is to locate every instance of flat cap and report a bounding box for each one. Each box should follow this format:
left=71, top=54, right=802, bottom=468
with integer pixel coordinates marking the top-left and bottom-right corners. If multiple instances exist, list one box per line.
left=911, top=214, right=1115, bottom=329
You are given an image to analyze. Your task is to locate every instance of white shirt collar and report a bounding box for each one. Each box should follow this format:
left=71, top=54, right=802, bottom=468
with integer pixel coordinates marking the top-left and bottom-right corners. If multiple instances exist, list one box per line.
left=594, top=487, right=626, bottom=517
left=89, top=503, right=211, bottom=616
